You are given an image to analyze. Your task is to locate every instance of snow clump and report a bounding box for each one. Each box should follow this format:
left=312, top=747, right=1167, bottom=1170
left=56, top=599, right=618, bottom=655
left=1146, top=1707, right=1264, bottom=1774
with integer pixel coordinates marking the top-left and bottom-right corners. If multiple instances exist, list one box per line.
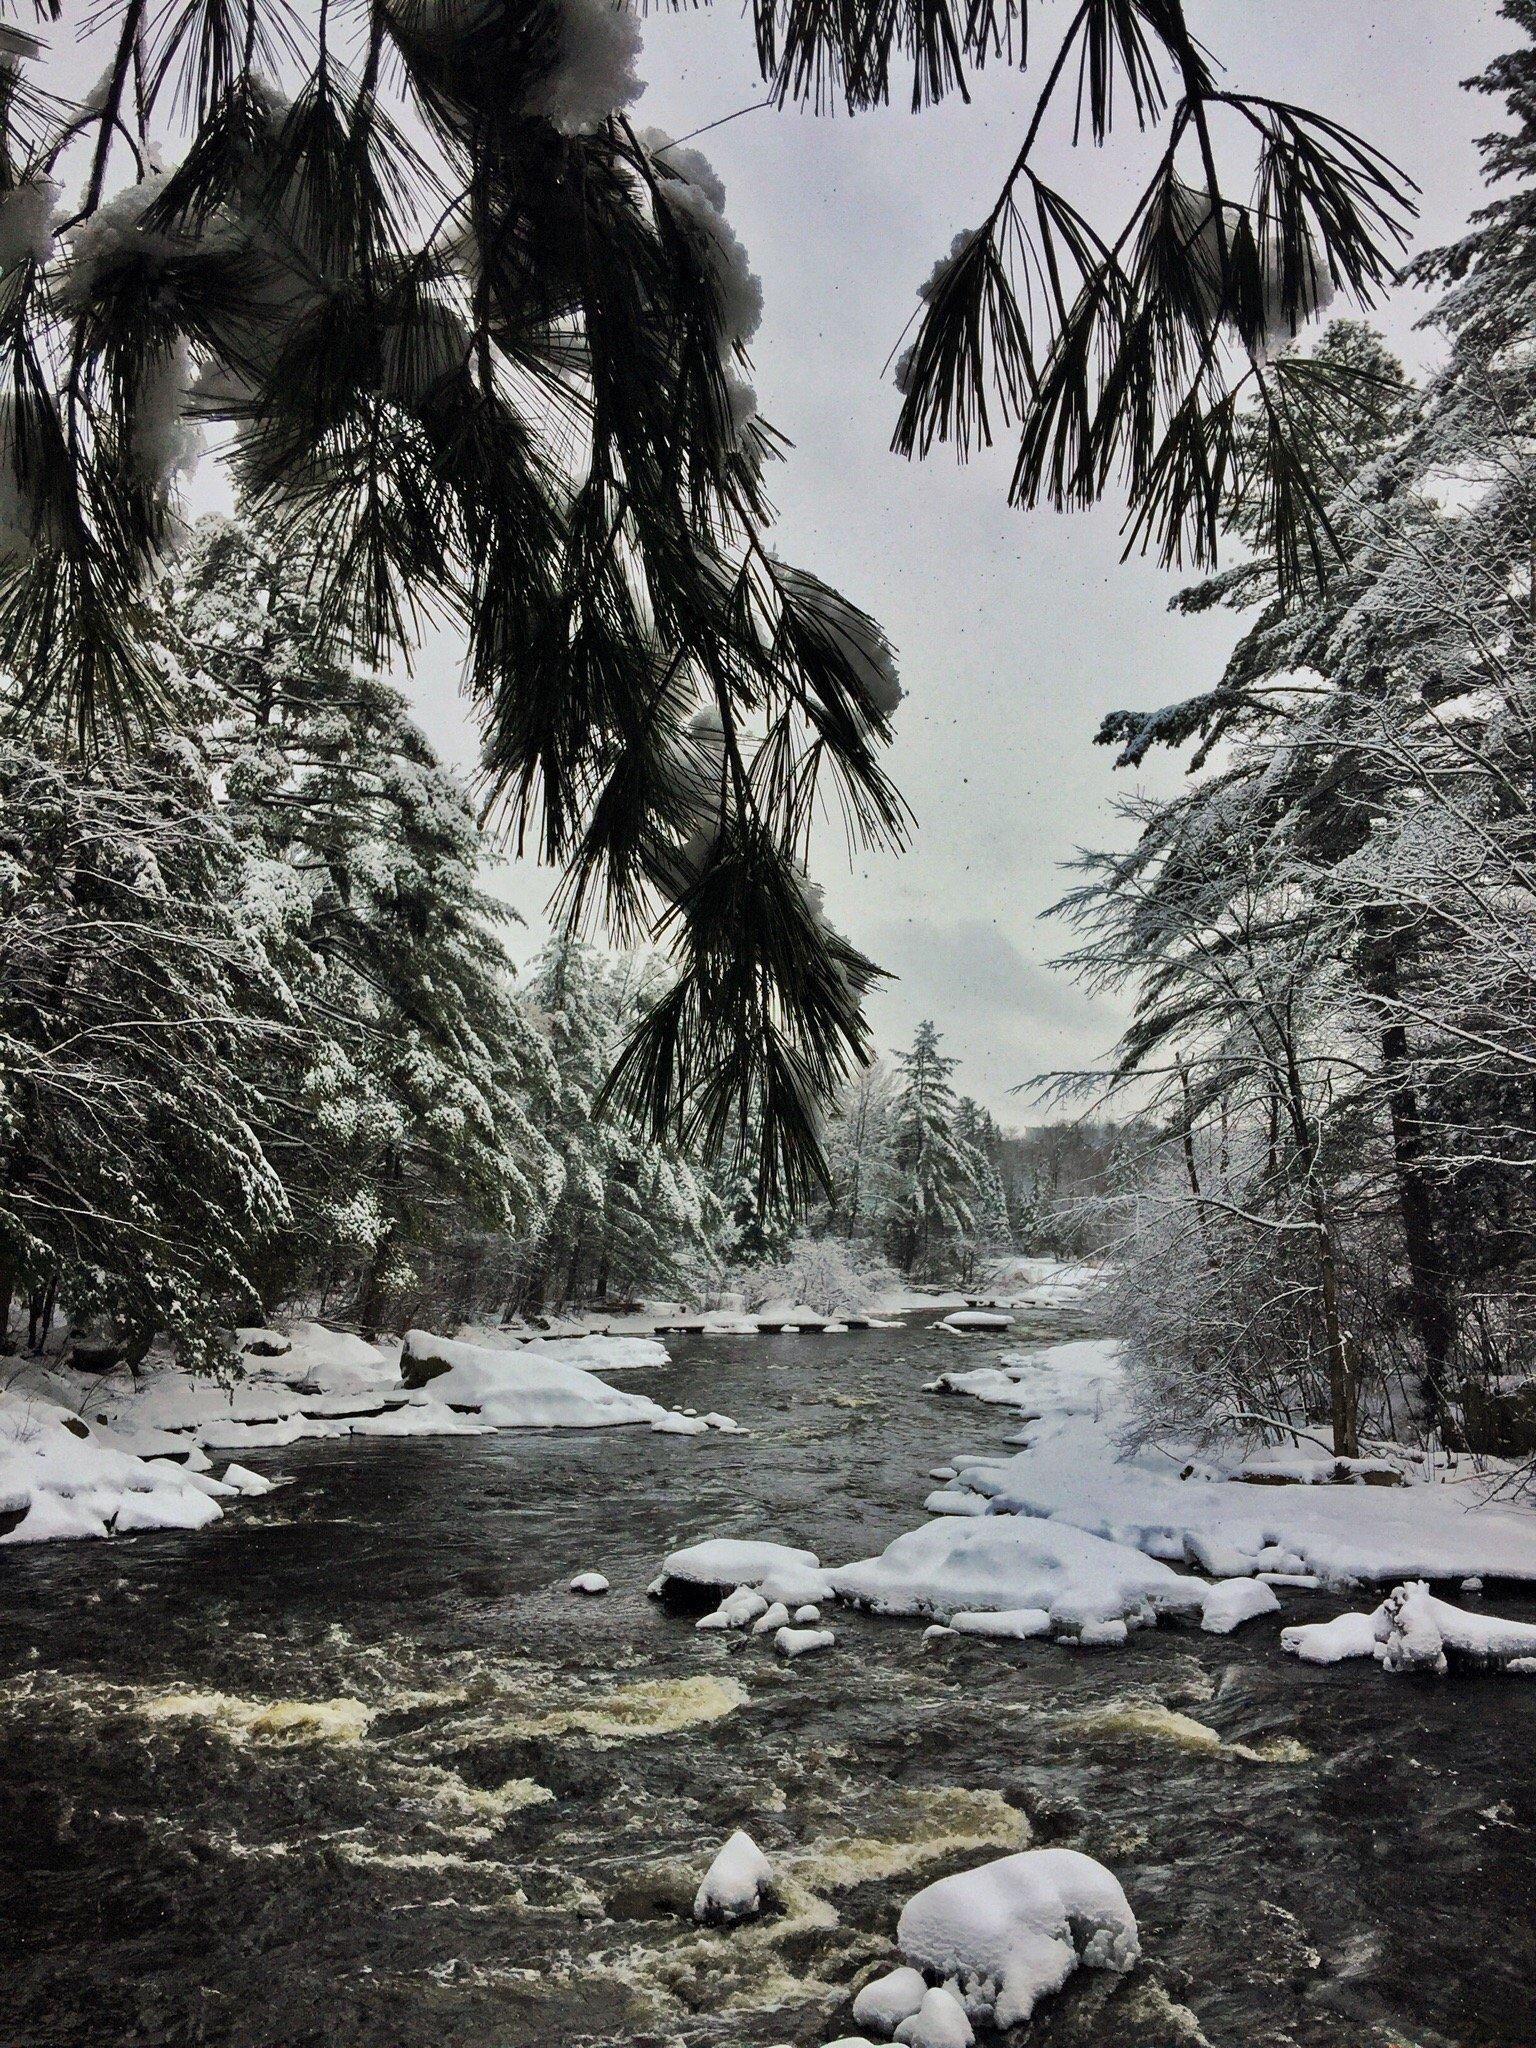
left=525, top=0, right=644, bottom=135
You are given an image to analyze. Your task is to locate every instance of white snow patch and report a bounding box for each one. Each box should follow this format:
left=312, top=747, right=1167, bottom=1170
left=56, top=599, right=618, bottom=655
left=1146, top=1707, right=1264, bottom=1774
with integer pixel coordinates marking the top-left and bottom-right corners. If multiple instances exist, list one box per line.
left=525, top=0, right=644, bottom=134
left=569, top=1571, right=609, bottom=1595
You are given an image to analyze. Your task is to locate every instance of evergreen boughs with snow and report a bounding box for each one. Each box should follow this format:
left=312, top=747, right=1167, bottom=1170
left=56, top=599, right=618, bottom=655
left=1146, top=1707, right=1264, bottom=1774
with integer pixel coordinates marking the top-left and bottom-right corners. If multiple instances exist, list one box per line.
left=1065, top=5, right=1536, bottom=1455
left=514, top=935, right=711, bottom=1309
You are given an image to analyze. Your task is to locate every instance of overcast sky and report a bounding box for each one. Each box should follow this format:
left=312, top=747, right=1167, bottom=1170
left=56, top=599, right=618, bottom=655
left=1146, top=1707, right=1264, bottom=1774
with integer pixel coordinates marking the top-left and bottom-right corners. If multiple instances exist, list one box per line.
left=121, top=3, right=1517, bottom=1122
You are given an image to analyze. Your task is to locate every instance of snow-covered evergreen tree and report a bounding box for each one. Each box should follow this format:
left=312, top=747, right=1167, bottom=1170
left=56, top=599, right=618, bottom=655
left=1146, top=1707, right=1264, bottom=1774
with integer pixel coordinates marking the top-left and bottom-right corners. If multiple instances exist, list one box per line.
left=0, top=732, right=286, bottom=1365
left=170, top=516, right=560, bottom=1330
left=516, top=937, right=711, bottom=1308
left=883, top=1022, right=980, bottom=1279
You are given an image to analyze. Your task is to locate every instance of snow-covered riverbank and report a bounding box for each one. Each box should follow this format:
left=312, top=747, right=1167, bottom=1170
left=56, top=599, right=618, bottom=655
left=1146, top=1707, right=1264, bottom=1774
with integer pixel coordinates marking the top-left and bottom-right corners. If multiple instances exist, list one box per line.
left=0, top=1322, right=736, bottom=1545
left=647, top=1332, right=1536, bottom=1669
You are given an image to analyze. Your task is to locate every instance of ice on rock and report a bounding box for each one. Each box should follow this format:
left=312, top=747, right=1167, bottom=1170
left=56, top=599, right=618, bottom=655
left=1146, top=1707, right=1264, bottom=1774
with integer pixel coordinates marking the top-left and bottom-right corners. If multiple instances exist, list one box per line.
left=693, top=1828, right=773, bottom=1924
left=752, top=1601, right=791, bottom=1635
left=894, top=1986, right=973, bottom=2048
left=569, top=1571, right=609, bottom=1595
left=833, top=1513, right=1203, bottom=1640
left=776, top=1625, right=835, bottom=1659
left=852, top=1963, right=928, bottom=2034
left=897, top=1848, right=1139, bottom=2030
left=697, top=1587, right=769, bottom=1631
left=1200, top=1577, right=1282, bottom=1635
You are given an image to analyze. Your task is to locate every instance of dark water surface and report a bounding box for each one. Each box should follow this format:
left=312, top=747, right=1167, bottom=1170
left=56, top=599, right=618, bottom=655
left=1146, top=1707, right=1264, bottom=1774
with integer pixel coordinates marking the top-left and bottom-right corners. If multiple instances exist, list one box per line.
left=3, top=1314, right=1535, bottom=2048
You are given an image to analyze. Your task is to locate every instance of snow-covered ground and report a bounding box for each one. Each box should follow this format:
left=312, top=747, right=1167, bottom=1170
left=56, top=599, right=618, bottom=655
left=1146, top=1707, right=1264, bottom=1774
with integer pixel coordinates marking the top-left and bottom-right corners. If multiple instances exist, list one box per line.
left=0, top=1322, right=733, bottom=1545
left=921, top=1339, right=1536, bottom=1589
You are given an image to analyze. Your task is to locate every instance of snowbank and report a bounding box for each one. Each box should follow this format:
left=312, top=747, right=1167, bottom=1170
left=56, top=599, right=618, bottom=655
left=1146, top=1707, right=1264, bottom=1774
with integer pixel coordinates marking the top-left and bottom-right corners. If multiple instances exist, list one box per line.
left=896, top=1848, right=1139, bottom=2030
left=1283, top=1582, right=1536, bottom=1674
left=933, top=1339, right=1536, bottom=1589
left=0, top=1388, right=225, bottom=1543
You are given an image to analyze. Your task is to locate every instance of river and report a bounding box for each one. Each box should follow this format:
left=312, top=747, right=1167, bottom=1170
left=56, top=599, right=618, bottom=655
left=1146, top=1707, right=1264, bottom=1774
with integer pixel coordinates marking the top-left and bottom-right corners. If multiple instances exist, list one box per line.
left=2, top=1311, right=1534, bottom=2047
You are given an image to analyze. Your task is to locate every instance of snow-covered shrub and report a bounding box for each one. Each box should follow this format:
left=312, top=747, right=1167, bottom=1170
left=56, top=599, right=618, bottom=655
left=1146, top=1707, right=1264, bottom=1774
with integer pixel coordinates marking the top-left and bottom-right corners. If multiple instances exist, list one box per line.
left=727, top=1232, right=901, bottom=1318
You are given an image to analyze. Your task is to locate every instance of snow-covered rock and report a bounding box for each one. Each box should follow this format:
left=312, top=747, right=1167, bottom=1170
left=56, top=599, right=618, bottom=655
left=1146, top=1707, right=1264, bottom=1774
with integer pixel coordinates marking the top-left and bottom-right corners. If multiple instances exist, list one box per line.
left=752, top=1601, right=791, bottom=1635
left=894, top=1986, right=973, bottom=2048
left=1285, top=1582, right=1536, bottom=1675
left=852, top=1964, right=928, bottom=2035
left=655, top=1536, right=822, bottom=1594
left=939, top=1311, right=1014, bottom=1333
left=569, top=1571, right=609, bottom=1595
left=793, top=1603, right=822, bottom=1624
left=948, top=1607, right=1052, bottom=1641
left=833, top=1512, right=1206, bottom=1639
left=1200, top=1577, right=1281, bottom=1634
left=1281, top=1607, right=1384, bottom=1665
left=221, top=1463, right=271, bottom=1495
left=0, top=1391, right=225, bottom=1545
left=775, top=1624, right=835, bottom=1658
left=696, top=1587, right=769, bottom=1631
left=896, top=1849, right=1139, bottom=2030
left=693, top=1829, right=773, bottom=1923
left=401, top=1330, right=698, bottom=1433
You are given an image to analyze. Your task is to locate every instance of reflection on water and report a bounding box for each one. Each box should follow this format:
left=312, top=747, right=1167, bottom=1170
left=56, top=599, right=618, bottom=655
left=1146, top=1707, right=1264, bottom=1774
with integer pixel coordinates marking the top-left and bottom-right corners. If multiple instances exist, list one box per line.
left=1, top=1312, right=1534, bottom=2047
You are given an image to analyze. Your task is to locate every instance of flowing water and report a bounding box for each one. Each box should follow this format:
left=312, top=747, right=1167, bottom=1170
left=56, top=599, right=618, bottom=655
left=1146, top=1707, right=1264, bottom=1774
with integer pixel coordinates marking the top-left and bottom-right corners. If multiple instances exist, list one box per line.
left=3, top=1312, right=1535, bottom=2048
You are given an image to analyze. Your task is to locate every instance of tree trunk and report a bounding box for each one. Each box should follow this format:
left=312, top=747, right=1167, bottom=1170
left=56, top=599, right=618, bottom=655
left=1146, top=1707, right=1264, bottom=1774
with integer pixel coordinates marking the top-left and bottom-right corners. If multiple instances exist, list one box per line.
left=1379, top=1022, right=1457, bottom=1427
left=356, top=1228, right=394, bottom=1341
left=1309, top=1183, right=1358, bottom=1458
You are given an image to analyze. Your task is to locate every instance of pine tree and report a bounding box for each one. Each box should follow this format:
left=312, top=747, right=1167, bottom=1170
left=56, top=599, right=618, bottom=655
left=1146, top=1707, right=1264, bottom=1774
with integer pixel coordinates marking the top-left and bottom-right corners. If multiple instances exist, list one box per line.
left=884, top=1022, right=979, bottom=1279
left=170, top=515, right=560, bottom=1331
left=0, top=730, right=286, bottom=1365
left=518, top=936, right=710, bottom=1308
